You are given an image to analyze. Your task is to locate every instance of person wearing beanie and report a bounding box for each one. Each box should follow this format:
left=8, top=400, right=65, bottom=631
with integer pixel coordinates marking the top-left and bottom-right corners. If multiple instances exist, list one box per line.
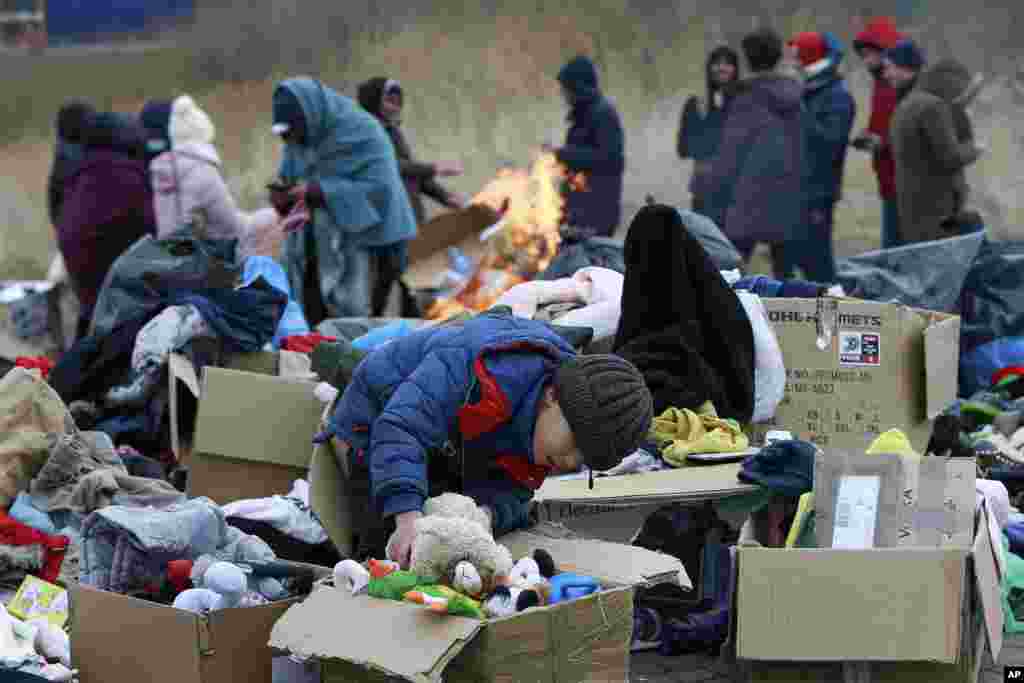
left=547, top=55, right=625, bottom=238
left=149, top=95, right=256, bottom=244
left=677, top=45, right=741, bottom=228
left=319, top=309, right=653, bottom=565
left=140, top=99, right=174, bottom=165
left=851, top=17, right=905, bottom=248
left=781, top=31, right=855, bottom=284
left=613, top=204, right=755, bottom=422
left=56, top=111, right=154, bottom=340
left=356, top=77, right=466, bottom=317
left=271, top=77, right=418, bottom=324
left=888, top=48, right=985, bottom=245
left=47, top=99, right=96, bottom=227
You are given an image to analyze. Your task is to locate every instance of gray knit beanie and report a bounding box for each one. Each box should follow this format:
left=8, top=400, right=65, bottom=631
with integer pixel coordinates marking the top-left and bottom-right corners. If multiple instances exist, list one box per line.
left=554, top=355, right=654, bottom=472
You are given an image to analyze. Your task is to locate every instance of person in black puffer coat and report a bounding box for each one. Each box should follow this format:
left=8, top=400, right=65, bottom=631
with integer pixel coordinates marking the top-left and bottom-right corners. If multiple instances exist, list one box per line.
left=613, top=204, right=756, bottom=422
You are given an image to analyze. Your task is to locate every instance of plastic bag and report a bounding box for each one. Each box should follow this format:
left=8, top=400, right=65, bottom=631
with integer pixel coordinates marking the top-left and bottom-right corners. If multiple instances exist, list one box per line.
left=735, top=291, right=785, bottom=423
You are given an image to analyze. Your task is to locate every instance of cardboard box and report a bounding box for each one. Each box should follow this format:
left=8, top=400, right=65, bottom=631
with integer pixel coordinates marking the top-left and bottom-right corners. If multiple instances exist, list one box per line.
left=815, top=454, right=975, bottom=549
left=270, top=529, right=687, bottom=683
left=733, top=469, right=1003, bottom=682
left=751, top=298, right=960, bottom=452
left=71, top=564, right=331, bottom=683
left=168, top=352, right=323, bottom=503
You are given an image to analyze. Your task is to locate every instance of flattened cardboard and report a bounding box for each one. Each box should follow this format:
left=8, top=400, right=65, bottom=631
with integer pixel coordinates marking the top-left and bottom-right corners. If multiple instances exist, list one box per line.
left=501, top=529, right=691, bottom=589
left=737, top=548, right=966, bottom=663
left=186, top=365, right=322, bottom=503
left=534, top=463, right=757, bottom=506
left=973, top=504, right=1004, bottom=662
left=751, top=298, right=959, bottom=452
left=815, top=454, right=975, bottom=550
left=270, top=585, right=482, bottom=682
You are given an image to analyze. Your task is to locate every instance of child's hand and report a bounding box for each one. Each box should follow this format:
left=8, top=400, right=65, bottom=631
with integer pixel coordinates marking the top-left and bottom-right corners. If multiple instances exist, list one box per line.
left=388, top=510, right=424, bottom=569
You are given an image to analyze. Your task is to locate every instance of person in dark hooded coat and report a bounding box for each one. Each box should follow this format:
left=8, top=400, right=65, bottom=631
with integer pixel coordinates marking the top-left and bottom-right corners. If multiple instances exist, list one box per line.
left=887, top=45, right=984, bottom=245
left=699, top=28, right=804, bottom=279
left=551, top=56, right=625, bottom=238
left=140, top=99, right=174, bottom=167
left=677, top=46, right=741, bottom=227
left=56, top=112, right=156, bottom=339
left=612, top=204, right=756, bottom=423
left=356, top=77, right=467, bottom=226
left=47, top=100, right=96, bottom=228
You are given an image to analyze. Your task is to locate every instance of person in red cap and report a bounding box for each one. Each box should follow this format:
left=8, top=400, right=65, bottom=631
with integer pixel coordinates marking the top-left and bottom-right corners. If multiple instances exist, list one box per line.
left=851, top=17, right=905, bottom=249
left=783, top=31, right=855, bottom=284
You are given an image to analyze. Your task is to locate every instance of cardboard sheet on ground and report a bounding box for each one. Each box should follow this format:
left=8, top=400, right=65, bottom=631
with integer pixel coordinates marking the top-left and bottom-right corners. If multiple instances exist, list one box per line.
left=534, top=462, right=757, bottom=506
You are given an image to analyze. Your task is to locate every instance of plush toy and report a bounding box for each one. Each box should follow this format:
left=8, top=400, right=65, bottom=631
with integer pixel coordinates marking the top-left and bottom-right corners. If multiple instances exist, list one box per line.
left=505, top=549, right=557, bottom=588
left=173, top=561, right=249, bottom=613
left=483, top=583, right=551, bottom=618
left=387, top=494, right=514, bottom=599
left=404, top=585, right=486, bottom=619
left=547, top=573, right=601, bottom=604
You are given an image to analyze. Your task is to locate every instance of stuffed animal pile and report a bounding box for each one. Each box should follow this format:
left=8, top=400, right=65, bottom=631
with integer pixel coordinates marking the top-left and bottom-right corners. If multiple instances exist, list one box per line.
left=332, top=493, right=601, bottom=619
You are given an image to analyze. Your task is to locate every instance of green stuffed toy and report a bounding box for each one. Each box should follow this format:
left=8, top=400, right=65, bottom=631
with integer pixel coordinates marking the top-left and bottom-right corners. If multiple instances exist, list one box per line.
left=404, top=584, right=486, bottom=620
left=367, top=570, right=424, bottom=601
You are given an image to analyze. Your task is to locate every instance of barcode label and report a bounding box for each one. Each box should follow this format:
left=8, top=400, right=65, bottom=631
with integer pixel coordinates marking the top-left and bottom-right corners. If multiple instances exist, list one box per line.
left=836, top=502, right=852, bottom=528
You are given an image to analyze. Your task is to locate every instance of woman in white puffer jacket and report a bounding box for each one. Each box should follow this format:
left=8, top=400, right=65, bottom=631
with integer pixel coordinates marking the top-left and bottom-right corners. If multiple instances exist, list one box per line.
left=150, top=95, right=281, bottom=258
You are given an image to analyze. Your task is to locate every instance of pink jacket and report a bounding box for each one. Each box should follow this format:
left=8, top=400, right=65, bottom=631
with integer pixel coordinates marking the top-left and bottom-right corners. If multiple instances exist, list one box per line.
left=150, top=142, right=248, bottom=241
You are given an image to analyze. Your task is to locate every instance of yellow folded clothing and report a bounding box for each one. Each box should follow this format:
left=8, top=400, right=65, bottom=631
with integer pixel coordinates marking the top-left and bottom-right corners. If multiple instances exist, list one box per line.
left=651, top=404, right=750, bottom=468
left=865, top=429, right=920, bottom=459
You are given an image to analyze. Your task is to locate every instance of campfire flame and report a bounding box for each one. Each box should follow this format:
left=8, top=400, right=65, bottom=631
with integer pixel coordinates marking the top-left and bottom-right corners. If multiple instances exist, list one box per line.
left=426, top=151, right=585, bottom=321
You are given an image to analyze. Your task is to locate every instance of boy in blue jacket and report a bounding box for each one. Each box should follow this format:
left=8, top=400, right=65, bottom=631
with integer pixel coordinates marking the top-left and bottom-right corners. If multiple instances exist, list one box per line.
left=319, top=311, right=654, bottom=566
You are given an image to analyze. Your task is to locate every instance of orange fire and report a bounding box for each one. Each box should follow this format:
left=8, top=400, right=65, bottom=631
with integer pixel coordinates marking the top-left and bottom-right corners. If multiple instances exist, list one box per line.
left=426, top=151, right=585, bottom=320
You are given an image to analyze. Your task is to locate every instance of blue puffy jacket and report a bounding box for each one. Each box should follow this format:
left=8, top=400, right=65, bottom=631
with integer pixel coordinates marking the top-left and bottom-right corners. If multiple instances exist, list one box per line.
left=801, top=34, right=857, bottom=204
left=327, top=312, right=577, bottom=536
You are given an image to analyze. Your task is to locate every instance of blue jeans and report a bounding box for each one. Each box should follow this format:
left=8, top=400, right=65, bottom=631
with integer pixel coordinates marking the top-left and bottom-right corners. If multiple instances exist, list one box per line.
left=783, top=200, right=836, bottom=284
left=880, top=198, right=902, bottom=250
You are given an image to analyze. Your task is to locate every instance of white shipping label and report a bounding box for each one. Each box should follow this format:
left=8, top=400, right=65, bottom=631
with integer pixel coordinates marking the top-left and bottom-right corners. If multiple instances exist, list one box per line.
left=832, top=475, right=882, bottom=549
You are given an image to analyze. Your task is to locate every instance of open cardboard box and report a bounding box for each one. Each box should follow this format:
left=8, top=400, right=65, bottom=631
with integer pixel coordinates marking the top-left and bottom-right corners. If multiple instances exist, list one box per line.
left=270, top=529, right=688, bottom=683
left=750, top=298, right=960, bottom=452
left=71, top=563, right=332, bottom=683
left=296, top=444, right=690, bottom=682
left=168, top=352, right=323, bottom=504
left=731, top=459, right=1004, bottom=683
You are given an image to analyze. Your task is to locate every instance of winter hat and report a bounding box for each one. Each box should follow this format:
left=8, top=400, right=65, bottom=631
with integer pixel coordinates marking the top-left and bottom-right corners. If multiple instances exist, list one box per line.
left=557, top=56, right=599, bottom=98
left=55, top=99, right=95, bottom=144
left=789, top=32, right=827, bottom=67
left=737, top=440, right=816, bottom=497
left=884, top=39, right=926, bottom=70
left=553, top=354, right=654, bottom=472
left=853, top=16, right=903, bottom=53
left=169, top=95, right=216, bottom=147
left=272, top=86, right=305, bottom=136
left=140, top=99, right=174, bottom=156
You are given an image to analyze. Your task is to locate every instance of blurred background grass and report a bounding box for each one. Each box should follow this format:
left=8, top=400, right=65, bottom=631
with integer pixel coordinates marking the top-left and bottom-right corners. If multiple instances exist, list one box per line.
left=1, top=0, right=1022, bottom=279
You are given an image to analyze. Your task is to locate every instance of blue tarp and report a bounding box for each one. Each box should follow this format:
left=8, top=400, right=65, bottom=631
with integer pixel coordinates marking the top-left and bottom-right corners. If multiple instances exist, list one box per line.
left=46, top=0, right=194, bottom=45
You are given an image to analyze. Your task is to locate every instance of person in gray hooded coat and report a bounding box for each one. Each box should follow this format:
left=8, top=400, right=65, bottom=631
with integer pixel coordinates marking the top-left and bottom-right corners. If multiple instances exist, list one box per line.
left=888, top=50, right=984, bottom=245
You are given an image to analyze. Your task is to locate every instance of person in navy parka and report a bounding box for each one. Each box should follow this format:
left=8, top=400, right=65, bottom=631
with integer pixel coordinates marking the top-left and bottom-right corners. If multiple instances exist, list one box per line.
left=550, top=55, right=626, bottom=238
left=320, top=311, right=654, bottom=565
left=783, top=31, right=856, bottom=283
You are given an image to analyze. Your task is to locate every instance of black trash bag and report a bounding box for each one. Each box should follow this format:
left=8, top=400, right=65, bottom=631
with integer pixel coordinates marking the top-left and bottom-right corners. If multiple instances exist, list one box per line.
left=960, top=238, right=1024, bottom=353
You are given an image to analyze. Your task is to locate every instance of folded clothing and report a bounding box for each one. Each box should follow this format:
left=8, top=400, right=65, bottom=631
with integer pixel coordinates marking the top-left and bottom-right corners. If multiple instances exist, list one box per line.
left=280, top=332, right=338, bottom=355
left=226, top=518, right=341, bottom=568
left=737, top=440, right=816, bottom=497
left=651, top=404, right=749, bottom=467
left=80, top=497, right=274, bottom=593
left=7, top=492, right=57, bottom=535
left=221, top=480, right=328, bottom=545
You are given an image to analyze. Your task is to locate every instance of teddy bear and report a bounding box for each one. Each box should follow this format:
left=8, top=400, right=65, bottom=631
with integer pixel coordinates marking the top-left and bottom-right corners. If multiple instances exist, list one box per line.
left=385, top=493, right=514, bottom=598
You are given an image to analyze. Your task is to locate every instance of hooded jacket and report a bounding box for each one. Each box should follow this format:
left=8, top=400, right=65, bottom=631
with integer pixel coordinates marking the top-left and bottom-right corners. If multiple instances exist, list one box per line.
left=327, top=312, right=576, bottom=536
left=357, top=77, right=458, bottom=225
left=150, top=142, right=249, bottom=241
left=890, top=59, right=981, bottom=244
left=699, top=72, right=804, bottom=245
left=275, top=77, right=418, bottom=317
left=800, top=33, right=857, bottom=204
left=555, top=56, right=626, bottom=237
left=854, top=17, right=903, bottom=199
left=56, top=114, right=155, bottom=319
